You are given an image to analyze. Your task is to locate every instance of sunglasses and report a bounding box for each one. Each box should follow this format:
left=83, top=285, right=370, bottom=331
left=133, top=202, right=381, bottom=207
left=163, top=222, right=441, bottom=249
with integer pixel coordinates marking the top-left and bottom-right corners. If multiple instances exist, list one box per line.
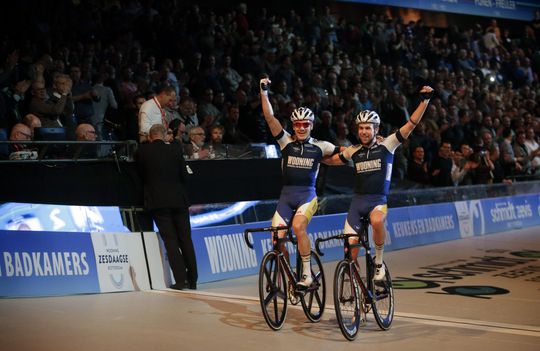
left=293, top=121, right=311, bottom=129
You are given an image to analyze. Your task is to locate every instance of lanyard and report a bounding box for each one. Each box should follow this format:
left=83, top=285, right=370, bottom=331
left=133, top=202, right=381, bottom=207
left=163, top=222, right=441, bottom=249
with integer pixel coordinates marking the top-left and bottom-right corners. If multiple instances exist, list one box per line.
left=153, top=97, right=168, bottom=128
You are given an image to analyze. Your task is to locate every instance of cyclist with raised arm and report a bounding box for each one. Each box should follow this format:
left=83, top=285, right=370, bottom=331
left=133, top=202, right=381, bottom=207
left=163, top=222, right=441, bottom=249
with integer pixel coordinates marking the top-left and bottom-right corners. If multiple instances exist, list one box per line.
left=260, top=77, right=341, bottom=290
left=325, top=86, right=434, bottom=280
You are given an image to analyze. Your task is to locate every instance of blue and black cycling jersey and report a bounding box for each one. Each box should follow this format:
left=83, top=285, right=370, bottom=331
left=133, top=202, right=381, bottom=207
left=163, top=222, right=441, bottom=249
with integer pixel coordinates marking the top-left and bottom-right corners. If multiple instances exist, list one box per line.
left=276, top=130, right=339, bottom=188
left=339, top=132, right=403, bottom=195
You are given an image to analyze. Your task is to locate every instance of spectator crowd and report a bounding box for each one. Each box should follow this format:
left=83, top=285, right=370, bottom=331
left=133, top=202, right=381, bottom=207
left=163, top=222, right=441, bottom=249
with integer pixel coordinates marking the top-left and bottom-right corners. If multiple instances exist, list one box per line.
left=1, top=1, right=540, bottom=187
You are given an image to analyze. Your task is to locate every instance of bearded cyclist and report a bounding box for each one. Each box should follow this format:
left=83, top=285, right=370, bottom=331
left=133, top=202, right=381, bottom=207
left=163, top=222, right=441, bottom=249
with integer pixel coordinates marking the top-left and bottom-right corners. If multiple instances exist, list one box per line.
left=325, top=86, right=434, bottom=280
left=260, top=77, right=341, bottom=290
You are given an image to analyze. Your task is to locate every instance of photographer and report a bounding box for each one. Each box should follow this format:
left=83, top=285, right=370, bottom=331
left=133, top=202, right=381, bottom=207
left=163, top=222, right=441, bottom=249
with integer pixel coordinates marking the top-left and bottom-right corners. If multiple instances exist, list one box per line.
left=471, top=145, right=495, bottom=185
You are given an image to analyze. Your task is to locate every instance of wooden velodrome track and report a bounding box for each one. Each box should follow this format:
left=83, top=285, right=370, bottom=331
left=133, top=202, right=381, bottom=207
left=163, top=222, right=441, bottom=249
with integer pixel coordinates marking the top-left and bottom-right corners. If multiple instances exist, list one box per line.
left=1, top=227, right=538, bottom=351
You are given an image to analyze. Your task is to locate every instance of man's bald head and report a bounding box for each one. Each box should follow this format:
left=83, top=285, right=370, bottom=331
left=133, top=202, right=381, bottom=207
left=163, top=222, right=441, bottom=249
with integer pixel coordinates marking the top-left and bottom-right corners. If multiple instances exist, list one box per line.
left=22, top=114, right=42, bottom=136
left=75, top=123, right=97, bottom=141
left=10, top=123, right=32, bottom=141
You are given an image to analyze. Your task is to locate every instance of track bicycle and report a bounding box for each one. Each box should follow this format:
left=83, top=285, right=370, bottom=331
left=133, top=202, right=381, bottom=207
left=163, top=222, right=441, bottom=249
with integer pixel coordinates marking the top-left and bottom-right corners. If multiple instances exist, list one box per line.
left=315, top=216, right=394, bottom=340
left=244, top=226, right=326, bottom=330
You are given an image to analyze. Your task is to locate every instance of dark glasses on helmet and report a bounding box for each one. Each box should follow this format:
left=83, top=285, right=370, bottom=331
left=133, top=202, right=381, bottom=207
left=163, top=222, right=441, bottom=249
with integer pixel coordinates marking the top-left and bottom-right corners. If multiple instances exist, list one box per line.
left=293, top=121, right=311, bottom=129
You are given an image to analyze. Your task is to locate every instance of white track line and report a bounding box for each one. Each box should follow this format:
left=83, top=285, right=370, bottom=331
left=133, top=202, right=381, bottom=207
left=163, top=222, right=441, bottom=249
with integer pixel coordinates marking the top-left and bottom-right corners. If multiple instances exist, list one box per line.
left=151, top=288, right=540, bottom=337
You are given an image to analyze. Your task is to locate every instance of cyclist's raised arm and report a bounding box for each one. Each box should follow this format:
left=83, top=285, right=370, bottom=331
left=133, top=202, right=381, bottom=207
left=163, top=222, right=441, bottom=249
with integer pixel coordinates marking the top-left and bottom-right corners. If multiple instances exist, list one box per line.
left=260, top=77, right=283, bottom=137
left=398, top=85, right=434, bottom=139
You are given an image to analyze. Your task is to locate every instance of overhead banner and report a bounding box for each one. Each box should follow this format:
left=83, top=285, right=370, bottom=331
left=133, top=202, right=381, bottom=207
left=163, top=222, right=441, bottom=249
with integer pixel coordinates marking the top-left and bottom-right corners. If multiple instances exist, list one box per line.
left=340, top=0, right=537, bottom=21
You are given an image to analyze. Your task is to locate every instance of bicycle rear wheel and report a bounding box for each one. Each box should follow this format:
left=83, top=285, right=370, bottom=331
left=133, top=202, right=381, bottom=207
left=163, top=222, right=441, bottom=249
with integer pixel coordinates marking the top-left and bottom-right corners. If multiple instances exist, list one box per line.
left=333, top=260, right=364, bottom=341
left=298, top=250, right=326, bottom=322
left=370, top=261, right=394, bottom=330
left=259, top=251, right=288, bottom=330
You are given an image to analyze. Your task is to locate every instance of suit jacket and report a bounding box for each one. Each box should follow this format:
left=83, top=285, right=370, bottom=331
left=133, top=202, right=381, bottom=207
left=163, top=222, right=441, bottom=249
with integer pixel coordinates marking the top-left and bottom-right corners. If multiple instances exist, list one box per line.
left=137, top=139, right=189, bottom=210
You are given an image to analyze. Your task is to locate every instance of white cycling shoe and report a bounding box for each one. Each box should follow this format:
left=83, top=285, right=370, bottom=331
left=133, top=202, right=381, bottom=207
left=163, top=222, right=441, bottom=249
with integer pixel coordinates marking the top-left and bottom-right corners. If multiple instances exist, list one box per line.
left=373, top=263, right=386, bottom=281
left=296, top=274, right=313, bottom=290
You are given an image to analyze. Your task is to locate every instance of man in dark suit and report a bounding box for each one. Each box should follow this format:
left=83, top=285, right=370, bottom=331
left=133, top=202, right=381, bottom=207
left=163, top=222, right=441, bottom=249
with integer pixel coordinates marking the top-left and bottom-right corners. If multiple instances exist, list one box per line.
left=137, top=123, right=197, bottom=290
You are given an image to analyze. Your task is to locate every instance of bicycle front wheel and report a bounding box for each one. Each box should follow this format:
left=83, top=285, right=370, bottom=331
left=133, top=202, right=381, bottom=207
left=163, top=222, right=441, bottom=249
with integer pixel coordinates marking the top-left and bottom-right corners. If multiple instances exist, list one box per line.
left=259, top=251, right=288, bottom=330
left=370, top=261, right=394, bottom=330
left=298, top=250, right=326, bottom=322
left=333, top=260, right=363, bottom=341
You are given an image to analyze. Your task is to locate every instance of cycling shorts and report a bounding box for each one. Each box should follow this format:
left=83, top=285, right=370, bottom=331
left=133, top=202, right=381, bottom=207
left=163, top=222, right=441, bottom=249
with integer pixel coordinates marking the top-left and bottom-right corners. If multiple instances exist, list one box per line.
left=272, top=186, right=318, bottom=227
left=344, top=194, right=387, bottom=234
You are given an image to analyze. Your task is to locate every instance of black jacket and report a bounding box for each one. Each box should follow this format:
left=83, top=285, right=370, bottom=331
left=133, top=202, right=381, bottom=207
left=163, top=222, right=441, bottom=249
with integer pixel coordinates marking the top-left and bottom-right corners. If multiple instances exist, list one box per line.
left=137, top=140, right=189, bottom=210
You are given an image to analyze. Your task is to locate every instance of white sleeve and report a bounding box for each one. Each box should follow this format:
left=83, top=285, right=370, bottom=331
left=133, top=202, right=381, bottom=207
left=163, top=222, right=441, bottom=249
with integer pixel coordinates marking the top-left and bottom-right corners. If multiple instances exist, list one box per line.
left=382, top=133, right=402, bottom=154
left=139, top=103, right=154, bottom=135
left=320, top=141, right=337, bottom=156
left=276, top=130, right=293, bottom=150
left=341, top=145, right=361, bottom=160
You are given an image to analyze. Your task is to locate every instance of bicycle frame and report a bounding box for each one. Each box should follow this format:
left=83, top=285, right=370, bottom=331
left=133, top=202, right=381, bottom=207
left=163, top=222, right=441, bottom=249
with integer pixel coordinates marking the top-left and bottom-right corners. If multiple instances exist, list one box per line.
left=244, top=226, right=319, bottom=293
left=315, top=218, right=391, bottom=307
left=244, top=225, right=327, bottom=330
left=338, top=221, right=376, bottom=304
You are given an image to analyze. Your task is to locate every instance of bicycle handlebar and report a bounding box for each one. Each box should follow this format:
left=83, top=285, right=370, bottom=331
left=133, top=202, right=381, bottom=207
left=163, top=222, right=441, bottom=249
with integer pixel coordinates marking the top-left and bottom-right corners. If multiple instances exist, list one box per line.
left=315, top=233, right=360, bottom=256
left=243, top=226, right=296, bottom=250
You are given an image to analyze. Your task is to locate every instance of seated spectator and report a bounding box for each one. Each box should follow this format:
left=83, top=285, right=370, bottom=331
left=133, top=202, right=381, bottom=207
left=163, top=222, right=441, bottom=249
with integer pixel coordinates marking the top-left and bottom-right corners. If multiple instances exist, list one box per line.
left=75, top=123, right=98, bottom=142
left=8, top=123, right=37, bottom=160
left=208, top=124, right=227, bottom=158
left=72, top=123, right=98, bottom=158
left=184, top=126, right=210, bottom=160
left=22, top=114, right=42, bottom=138
left=169, top=118, right=188, bottom=144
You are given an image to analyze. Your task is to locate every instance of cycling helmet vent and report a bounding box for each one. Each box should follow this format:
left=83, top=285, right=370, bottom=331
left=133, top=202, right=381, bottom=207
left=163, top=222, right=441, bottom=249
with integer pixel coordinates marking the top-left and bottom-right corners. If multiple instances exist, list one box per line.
left=355, top=110, right=380, bottom=125
left=290, top=107, right=315, bottom=122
